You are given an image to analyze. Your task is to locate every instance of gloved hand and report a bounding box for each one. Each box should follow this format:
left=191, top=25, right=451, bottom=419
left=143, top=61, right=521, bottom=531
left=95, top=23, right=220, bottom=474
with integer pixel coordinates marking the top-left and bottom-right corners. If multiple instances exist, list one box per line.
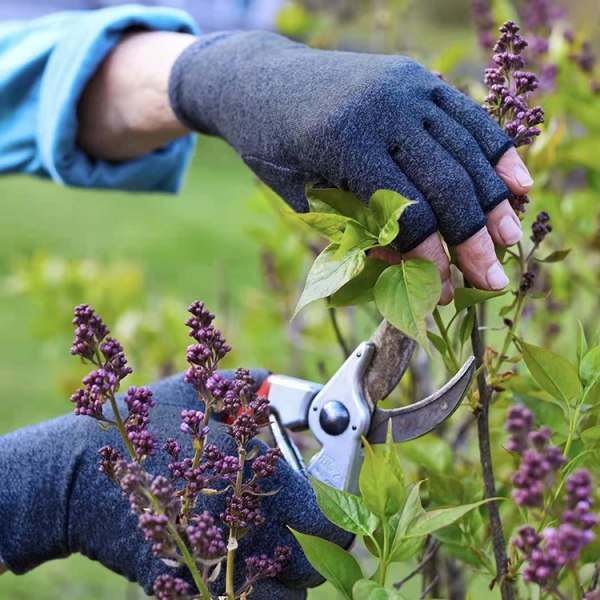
left=0, top=371, right=352, bottom=599
left=168, top=31, right=513, bottom=254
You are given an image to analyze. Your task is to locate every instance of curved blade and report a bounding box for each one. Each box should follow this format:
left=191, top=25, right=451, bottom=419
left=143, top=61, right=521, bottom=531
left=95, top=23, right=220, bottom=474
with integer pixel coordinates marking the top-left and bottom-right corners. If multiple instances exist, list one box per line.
left=366, top=356, right=475, bottom=444
left=363, top=320, right=417, bottom=408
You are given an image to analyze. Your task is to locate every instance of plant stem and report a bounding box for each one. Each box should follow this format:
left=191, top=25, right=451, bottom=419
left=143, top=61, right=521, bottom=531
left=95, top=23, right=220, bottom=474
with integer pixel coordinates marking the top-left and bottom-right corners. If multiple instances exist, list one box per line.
left=226, top=446, right=247, bottom=598
left=378, top=523, right=391, bottom=587
left=108, top=392, right=136, bottom=460
left=468, top=300, right=514, bottom=600
left=433, top=307, right=461, bottom=372
left=329, top=308, right=351, bottom=358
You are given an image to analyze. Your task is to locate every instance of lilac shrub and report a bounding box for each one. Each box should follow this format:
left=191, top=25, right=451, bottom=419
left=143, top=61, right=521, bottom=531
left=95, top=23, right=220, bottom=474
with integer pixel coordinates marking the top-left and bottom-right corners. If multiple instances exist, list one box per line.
left=506, top=405, right=597, bottom=596
left=68, top=302, right=290, bottom=599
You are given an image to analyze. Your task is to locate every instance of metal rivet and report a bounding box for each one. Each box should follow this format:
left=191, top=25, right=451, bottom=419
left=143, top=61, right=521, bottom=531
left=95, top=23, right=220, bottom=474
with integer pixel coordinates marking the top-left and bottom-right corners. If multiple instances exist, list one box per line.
left=441, top=401, right=448, bottom=411
left=356, top=351, right=362, bottom=357
left=313, top=406, right=318, bottom=411
left=319, top=401, right=351, bottom=436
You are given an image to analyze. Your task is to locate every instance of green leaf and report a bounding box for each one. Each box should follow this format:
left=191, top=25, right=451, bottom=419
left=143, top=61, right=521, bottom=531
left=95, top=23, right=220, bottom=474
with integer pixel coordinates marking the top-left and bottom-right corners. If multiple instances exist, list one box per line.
left=427, top=330, right=448, bottom=356
left=389, top=481, right=425, bottom=562
left=358, top=429, right=405, bottom=518
left=580, top=347, right=600, bottom=387
left=309, top=476, right=379, bottom=537
left=352, top=579, right=408, bottom=600
left=534, top=248, right=571, bottom=263
left=374, top=260, right=441, bottom=348
left=369, top=190, right=413, bottom=246
left=294, top=244, right=366, bottom=317
left=306, top=187, right=369, bottom=228
left=577, top=321, right=589, bottom=367
left=405, top=499, right=496, bottom=538
left=291, top=212, right=358, bottom=243
left=453, top=288, right=508, bottom=313
left=334, top=221, right=374, bottom=259
left=330, top=258, right=388, bottom=307
left=290, top=529, right=362, bottom=600
left=400, top=436, right=453, bottom=475
left=458, top=311, right=474, bottom=348
left=517, top=339, right=582, bottom=403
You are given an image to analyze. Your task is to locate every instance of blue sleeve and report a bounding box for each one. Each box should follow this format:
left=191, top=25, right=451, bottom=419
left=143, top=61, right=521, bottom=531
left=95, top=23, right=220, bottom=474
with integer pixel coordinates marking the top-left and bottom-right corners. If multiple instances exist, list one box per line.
left=0, top=5, right=199, bottom=192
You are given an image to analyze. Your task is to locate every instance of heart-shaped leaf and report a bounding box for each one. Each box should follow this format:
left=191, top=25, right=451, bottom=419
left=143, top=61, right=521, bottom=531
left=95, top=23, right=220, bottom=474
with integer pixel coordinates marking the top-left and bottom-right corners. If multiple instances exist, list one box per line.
left=310, top=476, right=379, bottom=537
left=294, top=244, right=366, bottom=317
left=374, top=260, right=441, bottom=348
left=290, top=529, right=362, bottom=600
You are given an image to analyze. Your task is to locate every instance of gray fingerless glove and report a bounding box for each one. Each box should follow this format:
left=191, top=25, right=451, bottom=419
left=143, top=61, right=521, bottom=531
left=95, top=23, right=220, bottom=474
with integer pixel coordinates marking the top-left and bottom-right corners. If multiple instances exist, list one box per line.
left=168, top=31, right=512, bottom=251
left=0, top=371, right=352, bottom=599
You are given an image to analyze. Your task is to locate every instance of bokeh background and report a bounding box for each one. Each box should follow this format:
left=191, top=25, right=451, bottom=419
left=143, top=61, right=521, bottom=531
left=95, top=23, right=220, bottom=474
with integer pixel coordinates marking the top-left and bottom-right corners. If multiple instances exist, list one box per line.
left=1, top=0, right=599, bottom=598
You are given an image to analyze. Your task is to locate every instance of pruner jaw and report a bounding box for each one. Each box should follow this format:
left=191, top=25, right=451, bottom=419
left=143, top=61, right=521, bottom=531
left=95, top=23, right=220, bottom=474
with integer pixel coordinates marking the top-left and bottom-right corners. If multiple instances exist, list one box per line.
left=366, top=356, right=476, bottom=444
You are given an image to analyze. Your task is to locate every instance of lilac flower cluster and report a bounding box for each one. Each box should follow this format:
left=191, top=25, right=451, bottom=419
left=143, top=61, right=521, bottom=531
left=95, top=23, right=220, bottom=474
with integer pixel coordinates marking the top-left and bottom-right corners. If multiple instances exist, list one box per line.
left=507, top=406, right=598, bottom=590
left=69, top=302, right=291, bottom=598
left=184, top=301, right=231, bottom=395
left=153, top=575, right=191, bottom=600
left=506, top=405, right=566, bottom=507
left=484, top=21, right=545, bottom=148
left=470, top=0, right=495, bottom=50
left=531, top=211, right=552, bottom=244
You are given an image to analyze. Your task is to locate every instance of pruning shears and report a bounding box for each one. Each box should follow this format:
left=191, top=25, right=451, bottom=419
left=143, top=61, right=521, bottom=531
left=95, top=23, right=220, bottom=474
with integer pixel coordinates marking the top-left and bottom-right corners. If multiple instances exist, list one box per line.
left=259, top=320, right=475, bottom=494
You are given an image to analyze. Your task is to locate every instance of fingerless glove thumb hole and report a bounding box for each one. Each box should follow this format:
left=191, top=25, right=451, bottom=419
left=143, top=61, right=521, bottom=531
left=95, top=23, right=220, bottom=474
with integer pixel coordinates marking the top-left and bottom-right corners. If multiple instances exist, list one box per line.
left=431, top=86, right=514, bottom=165
left=391, top=134, right=487, bottom=247
left=423, top=109, right=510, bottom=213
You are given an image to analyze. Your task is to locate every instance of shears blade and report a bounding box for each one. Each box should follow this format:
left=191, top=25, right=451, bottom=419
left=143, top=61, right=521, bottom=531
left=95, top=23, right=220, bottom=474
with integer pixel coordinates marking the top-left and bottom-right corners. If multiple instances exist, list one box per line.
left=365, top=355, right=475, bottom=444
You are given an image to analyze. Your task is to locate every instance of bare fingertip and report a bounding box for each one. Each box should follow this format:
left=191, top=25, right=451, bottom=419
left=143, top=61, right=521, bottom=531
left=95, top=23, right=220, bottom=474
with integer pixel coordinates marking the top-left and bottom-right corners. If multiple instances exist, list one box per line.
left=486, top=262, right=509, bottom=290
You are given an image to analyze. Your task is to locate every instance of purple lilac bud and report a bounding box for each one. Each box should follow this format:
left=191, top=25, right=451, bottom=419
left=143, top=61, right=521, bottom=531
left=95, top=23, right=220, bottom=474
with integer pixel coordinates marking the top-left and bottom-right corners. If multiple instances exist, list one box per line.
left=151, top=475, right=181, bottom=519
left=187, top=511, right=227, bottom=562
left=234, top=368, right=255, bottom=399
left=484, top=21, right=544, bottom=149
left=531, top=211, right=552, bottom=243
left=249, top=395, right=271, bottom=425
left=168, top=458, right=192, bottom=481
left=505, top=404, right=535, bottom=453
left=509, top=193, right=530, bottom=214
left=221, top=492, right=264, bottom=531
left=83, top=368, right=118, bottom=398
left=162, top=437, right=181, bottom=460
left=98, top=446, right=122, bottom=480
left=70, top=304, right=110, bottom=359
left=213, top=455, right=242, bottom=480
left=114, top=460, right=154, bottom=513
left=245, top=545, right=292, bottom=580
left=139, top=513, right=175, bottom=556
left=203, top=444, right=223, bottom=466
left=180, top=410, right=209, bottom=439
left=520, top=270, right=536, bottom=294
left=252, top=448, right=282, bottom=479
left=230, top=413, right=258, bottom=445
left=470, top=0, right=495, bottom=50
left=70, top=388, right=103, bottom=418
left=100, top=337, right=132, bottom=381
left=572, top=41, right=597, bottom=74
left=153, top=575, right=190, bottom=600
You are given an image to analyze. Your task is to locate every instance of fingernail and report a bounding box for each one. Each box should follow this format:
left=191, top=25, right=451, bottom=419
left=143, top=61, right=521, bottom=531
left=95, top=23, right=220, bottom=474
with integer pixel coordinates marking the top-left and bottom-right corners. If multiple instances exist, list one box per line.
left=486, top=262, right=509, bottom=290
left=498, top=215, right=522, bottom=245
left=514, top=165, right=534, bottom=188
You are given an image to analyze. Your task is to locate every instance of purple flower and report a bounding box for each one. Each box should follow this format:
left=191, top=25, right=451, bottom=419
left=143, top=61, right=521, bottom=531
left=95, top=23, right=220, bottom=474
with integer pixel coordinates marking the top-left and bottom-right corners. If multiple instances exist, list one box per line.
left=221, top=492, right=264, bottom=531
left=180, top=410, right=209, bottom=439
left=114, top=460, right=153, bottom=513
left=98, top=445, right=122, bottom=480
left=245, top=545, right=292, bottom=580
left=187, top=511, right=227, bottom=562
left=509, top=193, right=530, bottom=214
left=139, top=513, right=174, bottom=556
left=470, top=0, right=495, bottom=50
left=212, top=454, right=242, bottom=480
left=252, top=448, right=282, bottom=479
left=70, top=387, right=103, bottom=418
left=229, top=413, right=258, bottom=445
left=153, top=575, right=190, bottom=600
left=519, top=270, right=536, bottom=294
left=484, top=21, right=544, bottom=148
left=531, top=211, right=552, bottom=244
left=162, top=438, right=181, bottom=461
left=505, top=404, right=534, bottom=453
left=70, top=304, right=110, bottom=359
left=100, top=337, right=132, bottom=381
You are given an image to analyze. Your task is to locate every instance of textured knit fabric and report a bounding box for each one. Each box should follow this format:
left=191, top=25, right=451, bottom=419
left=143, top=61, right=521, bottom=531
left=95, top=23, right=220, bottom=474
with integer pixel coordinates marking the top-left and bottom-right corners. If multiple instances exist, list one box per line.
left=0, top=370, right=352, bottom=599
left=169, top=31, right=514, bottom=251
left=0, top=5, right=197, bottom=191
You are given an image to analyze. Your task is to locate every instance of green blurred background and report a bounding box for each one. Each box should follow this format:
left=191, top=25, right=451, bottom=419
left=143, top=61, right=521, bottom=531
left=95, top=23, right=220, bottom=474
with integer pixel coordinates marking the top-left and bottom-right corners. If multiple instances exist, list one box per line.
left=1, top=0, right=600, bottom=597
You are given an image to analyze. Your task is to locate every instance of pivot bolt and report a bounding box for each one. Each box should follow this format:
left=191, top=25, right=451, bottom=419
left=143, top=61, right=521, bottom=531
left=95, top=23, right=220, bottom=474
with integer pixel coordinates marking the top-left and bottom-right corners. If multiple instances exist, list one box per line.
left=319, top=401, right=350, bottom=436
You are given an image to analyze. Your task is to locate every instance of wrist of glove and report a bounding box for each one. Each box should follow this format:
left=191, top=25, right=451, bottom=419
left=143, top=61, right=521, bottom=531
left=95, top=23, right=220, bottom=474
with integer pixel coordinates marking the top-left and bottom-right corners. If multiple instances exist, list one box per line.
left=168, top=31, right=512, bottom=252
left=0, top=370, right=352, bottom=599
